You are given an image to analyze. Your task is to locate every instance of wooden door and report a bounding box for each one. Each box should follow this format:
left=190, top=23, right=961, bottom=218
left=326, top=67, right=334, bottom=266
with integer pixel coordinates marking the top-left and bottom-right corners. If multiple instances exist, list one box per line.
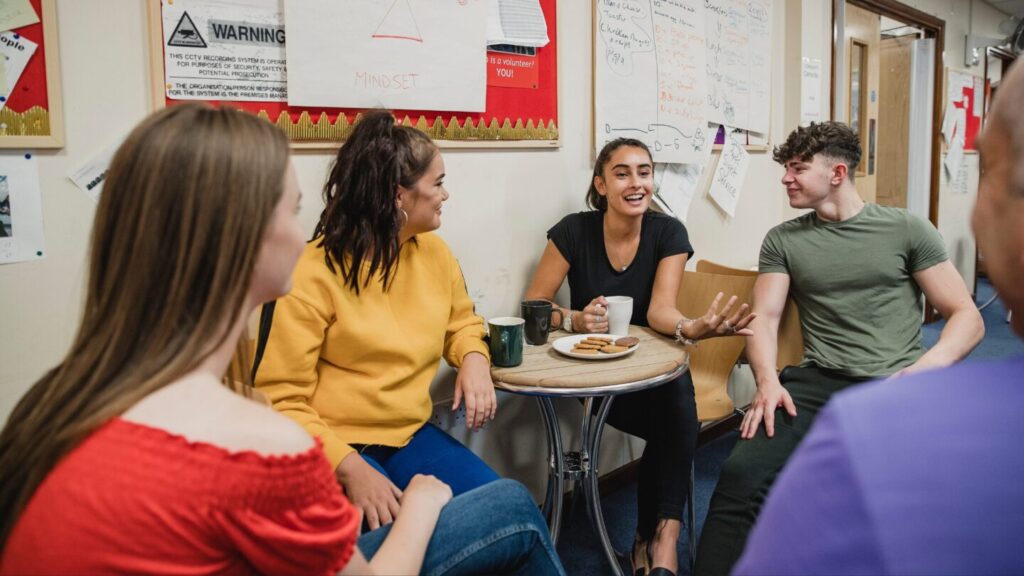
left=843, top=4, right=881, bottom=203
left=876, top=35, right=913, bottom=208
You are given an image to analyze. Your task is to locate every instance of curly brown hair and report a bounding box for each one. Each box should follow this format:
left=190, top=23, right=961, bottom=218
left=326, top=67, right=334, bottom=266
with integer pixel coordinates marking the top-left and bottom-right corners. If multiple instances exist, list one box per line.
left=773, top=122, right=861, bottom=178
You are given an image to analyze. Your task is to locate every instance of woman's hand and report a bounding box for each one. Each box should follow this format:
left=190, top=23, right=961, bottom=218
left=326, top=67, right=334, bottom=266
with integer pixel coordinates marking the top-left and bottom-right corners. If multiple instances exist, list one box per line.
left=453, top=352, right=497, bottom=430
left=575, top=296, right=610, bottom=333
left=335, top=452, right=403, bottom=530
left=400, top=474, right=453, bottom=512
left=684, top=292, right=756, bottom=340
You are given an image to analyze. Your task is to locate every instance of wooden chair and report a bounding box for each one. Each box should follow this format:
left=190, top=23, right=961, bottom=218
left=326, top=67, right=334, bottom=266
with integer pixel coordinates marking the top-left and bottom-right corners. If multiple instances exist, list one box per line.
left=676, top=269, right=757, bottom=568
left=695, top=260, right=804, bottom=371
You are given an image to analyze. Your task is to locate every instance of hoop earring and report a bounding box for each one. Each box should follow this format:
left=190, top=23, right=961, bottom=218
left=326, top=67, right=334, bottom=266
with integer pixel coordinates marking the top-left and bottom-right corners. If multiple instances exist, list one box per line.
left=399, top=209, right=408, bottom=226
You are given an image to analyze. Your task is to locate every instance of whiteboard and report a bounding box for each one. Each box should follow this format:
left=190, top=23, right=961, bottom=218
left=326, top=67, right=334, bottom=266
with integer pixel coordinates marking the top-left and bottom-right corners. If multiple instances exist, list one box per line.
left=594, top=0, right=772, bottom=162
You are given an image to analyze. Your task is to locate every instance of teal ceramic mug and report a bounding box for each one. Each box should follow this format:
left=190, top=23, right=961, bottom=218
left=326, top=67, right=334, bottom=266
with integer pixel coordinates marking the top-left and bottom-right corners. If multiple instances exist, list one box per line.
left=488, top=317, right=525, bottom=367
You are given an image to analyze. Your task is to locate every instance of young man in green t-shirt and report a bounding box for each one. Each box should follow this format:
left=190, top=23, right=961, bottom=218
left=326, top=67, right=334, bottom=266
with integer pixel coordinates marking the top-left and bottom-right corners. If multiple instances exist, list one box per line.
left=694, top=121, right=984, bottom=575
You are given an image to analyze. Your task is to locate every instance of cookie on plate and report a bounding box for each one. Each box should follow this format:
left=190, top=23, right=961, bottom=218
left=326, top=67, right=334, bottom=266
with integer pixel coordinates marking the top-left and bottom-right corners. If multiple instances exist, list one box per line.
left=600, top=344, right=629, bottom=354
left=615, top=336, right=640, bottom=348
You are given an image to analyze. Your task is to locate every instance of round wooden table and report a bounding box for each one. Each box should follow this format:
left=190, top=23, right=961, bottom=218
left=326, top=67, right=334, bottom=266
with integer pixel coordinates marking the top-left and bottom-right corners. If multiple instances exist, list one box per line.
left=491, top=325, right=689, bottom=576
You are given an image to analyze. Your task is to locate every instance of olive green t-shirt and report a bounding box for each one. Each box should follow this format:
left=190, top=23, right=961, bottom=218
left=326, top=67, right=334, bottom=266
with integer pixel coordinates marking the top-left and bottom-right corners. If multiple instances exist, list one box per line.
left=759, top=203, right=948, bottom=378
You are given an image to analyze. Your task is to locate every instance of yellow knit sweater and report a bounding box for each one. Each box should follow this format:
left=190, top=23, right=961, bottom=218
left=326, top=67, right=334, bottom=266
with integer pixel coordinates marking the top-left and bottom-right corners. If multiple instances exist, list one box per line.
left=254, top=233, right=489, bottom=469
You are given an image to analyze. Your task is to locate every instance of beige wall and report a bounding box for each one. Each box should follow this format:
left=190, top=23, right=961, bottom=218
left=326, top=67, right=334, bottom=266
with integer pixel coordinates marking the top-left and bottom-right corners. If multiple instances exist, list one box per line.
left=0, top=0, right=1000, bottom=497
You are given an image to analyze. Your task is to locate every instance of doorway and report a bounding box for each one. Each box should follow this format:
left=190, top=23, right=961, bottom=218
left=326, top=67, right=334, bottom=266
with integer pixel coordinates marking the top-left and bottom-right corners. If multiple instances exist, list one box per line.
left=832, top=0, right=944, bottom=225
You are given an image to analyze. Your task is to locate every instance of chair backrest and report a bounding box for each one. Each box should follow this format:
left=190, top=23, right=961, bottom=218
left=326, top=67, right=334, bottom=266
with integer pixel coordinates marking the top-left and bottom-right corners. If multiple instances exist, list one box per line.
left=677, top=270, right=757, bottom=422
left=695, top=260, right=804, bottom=372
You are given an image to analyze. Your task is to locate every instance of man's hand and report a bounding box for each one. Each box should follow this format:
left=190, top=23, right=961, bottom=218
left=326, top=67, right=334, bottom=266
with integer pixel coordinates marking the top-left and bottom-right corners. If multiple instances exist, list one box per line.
left=453, top=352, right=497, bottom=430
left=335, top=452, right=402, bottom=530
left=740, top=377, right=797, bottom=439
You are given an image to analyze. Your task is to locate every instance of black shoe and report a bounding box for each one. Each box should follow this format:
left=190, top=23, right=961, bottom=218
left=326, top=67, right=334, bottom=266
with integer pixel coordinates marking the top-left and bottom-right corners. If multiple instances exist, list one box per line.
left=649, top=568, right=675, bottom=576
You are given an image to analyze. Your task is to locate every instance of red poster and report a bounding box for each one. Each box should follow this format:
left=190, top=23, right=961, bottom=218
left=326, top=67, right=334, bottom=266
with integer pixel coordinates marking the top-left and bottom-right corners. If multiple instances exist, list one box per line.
left=487, top=51, right=539, bottom=89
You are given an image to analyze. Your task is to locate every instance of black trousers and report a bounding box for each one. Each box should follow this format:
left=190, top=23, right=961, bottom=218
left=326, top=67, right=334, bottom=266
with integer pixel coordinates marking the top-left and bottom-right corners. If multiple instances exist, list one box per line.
left=595, top=372, right=700, bottom=540
left=693, top=365, right=869, bottom=576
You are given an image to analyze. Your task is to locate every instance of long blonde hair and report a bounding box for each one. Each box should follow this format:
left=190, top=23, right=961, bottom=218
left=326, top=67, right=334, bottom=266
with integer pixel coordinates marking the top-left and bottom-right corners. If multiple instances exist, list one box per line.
left=0, top=103, right=290, bottom=547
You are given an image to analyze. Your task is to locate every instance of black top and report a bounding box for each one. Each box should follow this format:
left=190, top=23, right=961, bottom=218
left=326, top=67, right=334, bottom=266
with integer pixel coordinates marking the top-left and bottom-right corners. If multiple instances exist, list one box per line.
left=547, top=211, right=693, bottom=327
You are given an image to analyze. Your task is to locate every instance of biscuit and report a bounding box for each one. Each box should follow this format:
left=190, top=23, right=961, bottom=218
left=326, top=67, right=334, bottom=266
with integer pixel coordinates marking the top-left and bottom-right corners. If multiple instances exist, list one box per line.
left=582, top=339, right=612, bottom=346
left=586, top=336, right=614, bottom=343
left=601, top=345, right=629, bottom=353
left=575, top=342, right=604, bottom=349
left=615, top=336, right=640, bottom=348
left=573, top=348, right=599, bottom=355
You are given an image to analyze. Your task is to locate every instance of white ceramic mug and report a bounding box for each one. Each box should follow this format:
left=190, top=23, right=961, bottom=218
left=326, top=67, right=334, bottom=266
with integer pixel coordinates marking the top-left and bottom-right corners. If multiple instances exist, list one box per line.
left=605, top=296, right=634, bottom=337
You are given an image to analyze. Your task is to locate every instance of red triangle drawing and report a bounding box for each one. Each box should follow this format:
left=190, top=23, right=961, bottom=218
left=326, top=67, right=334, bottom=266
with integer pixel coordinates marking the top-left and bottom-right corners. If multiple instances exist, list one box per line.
left=373, top=0, right=423, bottom=43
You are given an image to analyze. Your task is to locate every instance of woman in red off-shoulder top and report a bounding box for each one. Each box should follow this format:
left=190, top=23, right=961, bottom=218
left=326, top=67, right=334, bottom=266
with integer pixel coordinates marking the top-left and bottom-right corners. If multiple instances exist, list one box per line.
left=0, top=104, right=563, bottom=576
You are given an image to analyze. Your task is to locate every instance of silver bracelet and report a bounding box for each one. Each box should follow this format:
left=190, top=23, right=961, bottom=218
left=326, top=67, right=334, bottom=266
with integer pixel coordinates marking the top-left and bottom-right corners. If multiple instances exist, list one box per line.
left=675, top=317, right=698, bottom=346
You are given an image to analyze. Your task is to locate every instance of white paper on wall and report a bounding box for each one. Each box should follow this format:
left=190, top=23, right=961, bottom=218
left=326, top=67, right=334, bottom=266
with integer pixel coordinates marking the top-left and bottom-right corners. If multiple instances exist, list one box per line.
left=708, top=128, right=750, bottom=217
left=800, top=57, right=822, bottom=125
left=653, top=163, right=701, bottom=222
left=0, top=30, right=36, bottom=113
left=0, top=0, right=37, bottom=34
left=485, top=0, right=548, bottom=47
left=595, top=0, right=709, bottom=164
left=285, top=0, right=487, bottom=112
left=68, top=140, right=121, bottom=202
left=162, top=0, right=287, bottom=102
left=704, top=0, right=772, bottom=134
left=0, top=152, right=43, bottom=265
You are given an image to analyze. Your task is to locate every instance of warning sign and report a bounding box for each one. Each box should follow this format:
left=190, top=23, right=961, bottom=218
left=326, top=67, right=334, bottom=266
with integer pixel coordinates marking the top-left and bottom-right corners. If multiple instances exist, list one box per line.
left=162, top=0, right=286, bottom=102
left=167, top=12, right=207, bottom=48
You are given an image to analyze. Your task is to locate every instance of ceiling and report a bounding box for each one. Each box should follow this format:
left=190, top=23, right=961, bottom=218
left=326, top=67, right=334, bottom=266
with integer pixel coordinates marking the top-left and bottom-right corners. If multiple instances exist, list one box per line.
left=984, top=0, right=1024, bottom=19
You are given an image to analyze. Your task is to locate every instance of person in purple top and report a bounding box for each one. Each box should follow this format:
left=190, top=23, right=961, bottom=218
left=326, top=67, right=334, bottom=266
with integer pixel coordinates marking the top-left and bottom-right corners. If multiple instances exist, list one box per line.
left=734, top=61, right=1024, bottom=575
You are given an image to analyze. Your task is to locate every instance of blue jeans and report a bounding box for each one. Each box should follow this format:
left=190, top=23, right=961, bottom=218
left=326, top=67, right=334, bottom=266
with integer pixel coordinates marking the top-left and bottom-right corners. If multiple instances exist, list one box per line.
left=355, top=423, right=499, bottom=496
left=357, top=479, right=566, bottom=576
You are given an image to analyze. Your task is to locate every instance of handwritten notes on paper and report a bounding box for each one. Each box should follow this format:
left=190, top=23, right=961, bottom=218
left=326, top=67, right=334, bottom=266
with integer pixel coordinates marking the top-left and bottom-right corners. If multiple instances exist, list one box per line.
left=704, top=0, right=771, bottom=134
left=286, top=0, right=487, bottom=112
left=595, top=0, right=773, bottom=163
left=596, top=0, right=708, bottom=164
left=708, top=128, right=750, bottom=217
left=0, top=0, right=37, bottom=34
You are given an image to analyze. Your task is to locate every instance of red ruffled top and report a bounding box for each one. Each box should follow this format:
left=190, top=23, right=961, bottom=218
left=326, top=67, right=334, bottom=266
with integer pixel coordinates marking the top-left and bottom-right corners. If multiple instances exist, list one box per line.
left=1, top=418, right=360, bottom=575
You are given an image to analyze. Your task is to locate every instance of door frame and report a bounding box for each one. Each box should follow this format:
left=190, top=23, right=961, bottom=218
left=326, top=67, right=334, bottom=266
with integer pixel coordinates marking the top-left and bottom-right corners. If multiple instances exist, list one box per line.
left=831, top=0, right=944, bottom=226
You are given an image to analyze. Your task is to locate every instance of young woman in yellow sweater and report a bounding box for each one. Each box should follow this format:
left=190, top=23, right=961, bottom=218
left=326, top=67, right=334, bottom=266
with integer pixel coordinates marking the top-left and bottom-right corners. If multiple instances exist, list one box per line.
left=255, top=111, right=499, bottom=531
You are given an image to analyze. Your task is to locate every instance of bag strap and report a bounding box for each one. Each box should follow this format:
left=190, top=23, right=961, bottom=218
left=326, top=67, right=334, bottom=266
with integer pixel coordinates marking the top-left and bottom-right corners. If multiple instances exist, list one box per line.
left=251, top=300, right=276, bottom=381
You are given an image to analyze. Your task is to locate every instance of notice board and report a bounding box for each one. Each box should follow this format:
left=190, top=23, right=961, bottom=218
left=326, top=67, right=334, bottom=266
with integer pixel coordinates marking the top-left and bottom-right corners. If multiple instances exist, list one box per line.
left=147, top=0, right=558, bottom=149
left=0, top=0, right=62, bottom=149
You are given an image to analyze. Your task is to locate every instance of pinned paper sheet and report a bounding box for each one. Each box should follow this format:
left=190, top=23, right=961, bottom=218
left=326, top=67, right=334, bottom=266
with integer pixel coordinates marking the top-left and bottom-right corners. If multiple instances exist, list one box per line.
left=653, top=163, right=700, bottom=222
left=0, top=152, right=44, bottom=265
left=944, top=136, right=964, bottom=184
left=708, top=128, right=750, bottom=217
left=486, top=0, right=548, bottom=47
left=0, top=31, right=36, bottom=113
left=0, top=0, right=38, bottom=33
left=286, top=0, right=487, bottom=111
left=973, top=77, right=983, bottom=118
left=68, top=141, right=121, bottom=202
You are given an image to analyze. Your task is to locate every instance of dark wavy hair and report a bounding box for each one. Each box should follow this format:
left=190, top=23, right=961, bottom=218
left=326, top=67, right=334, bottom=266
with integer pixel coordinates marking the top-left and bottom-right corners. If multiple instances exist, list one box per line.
left=586, top=138, right=653, bottom=211
left=773, top=121, right=862, bottom=179
left=315, top=111, right=438, bottom=293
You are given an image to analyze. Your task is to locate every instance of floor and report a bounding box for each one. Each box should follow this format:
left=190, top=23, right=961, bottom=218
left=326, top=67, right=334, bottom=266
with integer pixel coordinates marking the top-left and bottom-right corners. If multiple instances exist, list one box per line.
left=556, top=279, right=1023, bottom=575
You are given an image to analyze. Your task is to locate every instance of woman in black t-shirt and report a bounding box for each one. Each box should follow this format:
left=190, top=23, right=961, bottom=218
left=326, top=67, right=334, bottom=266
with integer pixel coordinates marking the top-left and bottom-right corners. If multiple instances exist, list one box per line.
left=525, top=138, right=755, bottom=576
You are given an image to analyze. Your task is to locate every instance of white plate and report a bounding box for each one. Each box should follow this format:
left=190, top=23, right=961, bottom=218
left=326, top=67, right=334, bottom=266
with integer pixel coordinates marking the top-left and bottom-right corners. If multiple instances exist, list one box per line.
left=551, top=334, right=639, bottom=360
